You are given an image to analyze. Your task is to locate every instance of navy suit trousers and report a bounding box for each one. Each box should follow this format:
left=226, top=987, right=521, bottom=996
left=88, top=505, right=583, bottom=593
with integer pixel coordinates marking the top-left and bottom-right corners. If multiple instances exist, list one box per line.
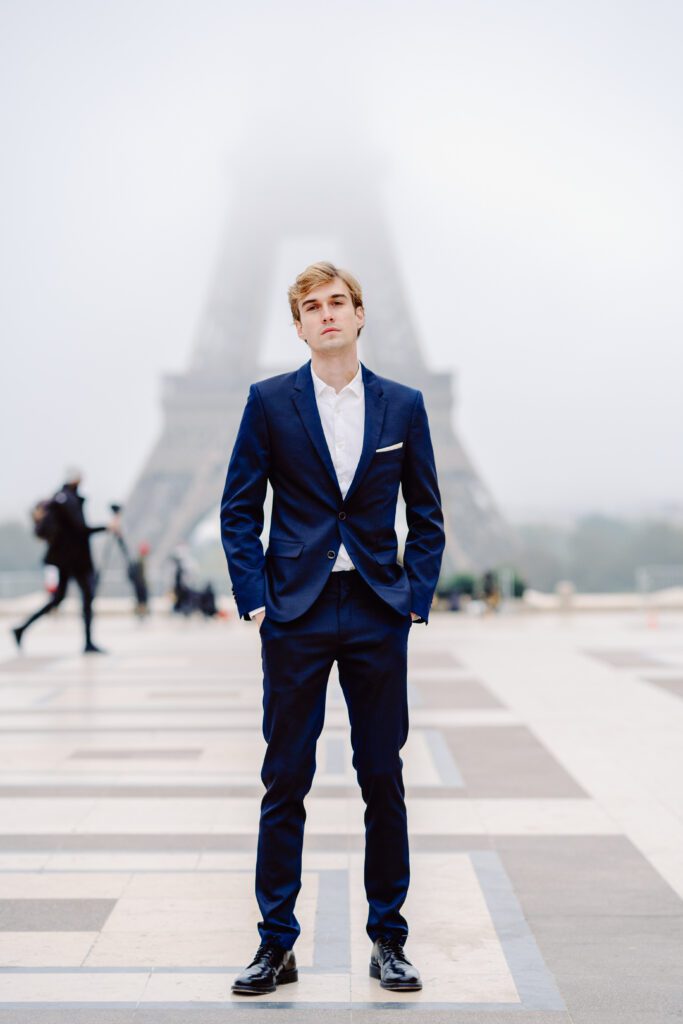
left=256, top=570, right=412, bottom=949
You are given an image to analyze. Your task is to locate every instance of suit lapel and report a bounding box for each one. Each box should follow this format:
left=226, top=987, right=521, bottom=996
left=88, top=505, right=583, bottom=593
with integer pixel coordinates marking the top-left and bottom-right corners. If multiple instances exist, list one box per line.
left=291, top=362, right=342, bottom=497
left=344, top=364, right=387, bottom=503
left=291, top=360, right=387, bottom=504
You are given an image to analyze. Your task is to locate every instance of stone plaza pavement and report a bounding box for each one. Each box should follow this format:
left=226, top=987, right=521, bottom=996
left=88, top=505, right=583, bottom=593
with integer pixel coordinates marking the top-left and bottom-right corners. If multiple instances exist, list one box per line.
left=0, top=606, right=682, bottom=1023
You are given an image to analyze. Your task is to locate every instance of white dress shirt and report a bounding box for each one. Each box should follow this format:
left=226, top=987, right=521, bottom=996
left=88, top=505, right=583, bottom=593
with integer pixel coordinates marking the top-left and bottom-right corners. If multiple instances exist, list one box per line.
left=310, top=361, right=364, bottom=571
left=248, top=362, right=364, bottom=618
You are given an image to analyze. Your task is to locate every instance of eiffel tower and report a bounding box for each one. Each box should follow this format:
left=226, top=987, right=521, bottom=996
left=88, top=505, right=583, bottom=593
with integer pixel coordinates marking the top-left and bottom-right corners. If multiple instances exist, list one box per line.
left=123, top=152, right=516, bottom=581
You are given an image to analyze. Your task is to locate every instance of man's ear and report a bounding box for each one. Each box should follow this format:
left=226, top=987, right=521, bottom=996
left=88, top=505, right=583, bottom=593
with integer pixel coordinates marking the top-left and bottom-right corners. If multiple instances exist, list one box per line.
left=355, top=305, right=365, bottom=330
left=295, top=320, right=308, bottom=345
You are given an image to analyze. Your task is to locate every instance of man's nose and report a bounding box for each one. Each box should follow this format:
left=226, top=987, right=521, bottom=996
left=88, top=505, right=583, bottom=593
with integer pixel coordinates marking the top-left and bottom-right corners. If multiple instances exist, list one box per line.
left=322, top=304, right=335, bottom=320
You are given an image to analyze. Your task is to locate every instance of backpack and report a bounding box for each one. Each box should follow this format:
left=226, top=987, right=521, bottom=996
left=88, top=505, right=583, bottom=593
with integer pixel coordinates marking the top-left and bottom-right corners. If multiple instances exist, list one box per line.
left=31, top=498, right=61, bottom=542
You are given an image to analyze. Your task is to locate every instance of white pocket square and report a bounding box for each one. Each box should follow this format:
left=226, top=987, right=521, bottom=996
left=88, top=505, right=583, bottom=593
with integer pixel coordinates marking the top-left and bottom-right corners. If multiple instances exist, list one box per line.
left=376, top=442, right=403, bottom=453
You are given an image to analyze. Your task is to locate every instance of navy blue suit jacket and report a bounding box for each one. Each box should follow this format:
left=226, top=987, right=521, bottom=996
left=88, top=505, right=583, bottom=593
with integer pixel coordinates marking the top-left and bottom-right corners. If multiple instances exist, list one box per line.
left=220, top=361, right=445, bottom=623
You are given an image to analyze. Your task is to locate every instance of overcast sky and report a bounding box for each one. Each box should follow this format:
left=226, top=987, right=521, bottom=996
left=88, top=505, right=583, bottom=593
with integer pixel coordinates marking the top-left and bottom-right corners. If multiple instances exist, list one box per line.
left=1, top=0, right=682, bottom=528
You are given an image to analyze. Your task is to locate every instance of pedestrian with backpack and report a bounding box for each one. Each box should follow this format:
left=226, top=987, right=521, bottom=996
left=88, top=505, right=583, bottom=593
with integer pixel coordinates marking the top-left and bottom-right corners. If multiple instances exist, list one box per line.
left=11, top=468, right=121, bottom=654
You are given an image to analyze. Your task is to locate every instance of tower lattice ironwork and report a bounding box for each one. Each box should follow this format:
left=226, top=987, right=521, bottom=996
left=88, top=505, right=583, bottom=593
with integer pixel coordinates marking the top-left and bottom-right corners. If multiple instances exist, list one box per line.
left=123, top=157, right=517, bottom=581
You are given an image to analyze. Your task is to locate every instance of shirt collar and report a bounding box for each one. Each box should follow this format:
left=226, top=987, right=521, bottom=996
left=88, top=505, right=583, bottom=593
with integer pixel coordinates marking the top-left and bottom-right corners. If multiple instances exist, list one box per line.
left=310, top=361, right=363, bottom=398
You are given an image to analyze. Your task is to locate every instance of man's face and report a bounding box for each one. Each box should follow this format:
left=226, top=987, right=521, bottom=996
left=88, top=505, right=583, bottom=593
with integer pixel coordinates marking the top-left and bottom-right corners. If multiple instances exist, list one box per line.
left=295, top=277, right=365, bottom=353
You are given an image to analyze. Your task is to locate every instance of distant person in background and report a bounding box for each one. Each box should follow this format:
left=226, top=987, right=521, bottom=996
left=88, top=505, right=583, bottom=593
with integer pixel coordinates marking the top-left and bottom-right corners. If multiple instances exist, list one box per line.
left=11, top=468, right=120, bottom=654
left=198, top=582, right=217, bottom=618
left=128, top=542, right=150, bottom=618
left=482, top=570, right=501, bottom=613
left=170, top=553, right=193, bottom=615
left=169, top=552, right=218, bottom=618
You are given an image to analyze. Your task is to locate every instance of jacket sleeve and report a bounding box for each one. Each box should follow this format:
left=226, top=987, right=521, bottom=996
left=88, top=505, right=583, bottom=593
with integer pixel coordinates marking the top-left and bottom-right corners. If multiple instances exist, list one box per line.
left=55, top=493, right=105, bottom=537
left=400, top=390, right=446, bottom=622
left=220, top=384, right=270, bottom=618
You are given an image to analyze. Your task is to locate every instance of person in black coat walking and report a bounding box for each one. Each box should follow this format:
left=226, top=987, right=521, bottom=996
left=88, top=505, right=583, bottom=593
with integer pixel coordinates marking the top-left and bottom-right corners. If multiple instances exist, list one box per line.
left=12, top=469, right=120, bottom=654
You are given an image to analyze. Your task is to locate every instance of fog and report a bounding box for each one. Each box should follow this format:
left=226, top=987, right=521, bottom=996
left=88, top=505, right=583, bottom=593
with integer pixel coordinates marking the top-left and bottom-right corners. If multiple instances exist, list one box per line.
left=1, top=0, right=682, bottom=527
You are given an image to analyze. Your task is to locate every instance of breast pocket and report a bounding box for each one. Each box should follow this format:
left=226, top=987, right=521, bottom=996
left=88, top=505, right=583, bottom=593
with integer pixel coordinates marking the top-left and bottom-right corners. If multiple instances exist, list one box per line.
left=372, top=445, right=404, bottom=485
left=375, top=442, right=404, bottom=456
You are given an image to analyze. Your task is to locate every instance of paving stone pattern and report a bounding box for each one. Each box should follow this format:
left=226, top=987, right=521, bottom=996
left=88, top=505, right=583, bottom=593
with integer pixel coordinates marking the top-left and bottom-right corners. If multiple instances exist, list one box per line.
left=0, top=609, right=682, bottom=1022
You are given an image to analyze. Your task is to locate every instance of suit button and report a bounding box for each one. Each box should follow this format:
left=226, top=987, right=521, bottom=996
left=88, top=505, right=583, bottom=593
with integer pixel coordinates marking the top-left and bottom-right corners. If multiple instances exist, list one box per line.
left=327, top=550, right=336, bottom=559
left=338, top=511, right=347, bottom=520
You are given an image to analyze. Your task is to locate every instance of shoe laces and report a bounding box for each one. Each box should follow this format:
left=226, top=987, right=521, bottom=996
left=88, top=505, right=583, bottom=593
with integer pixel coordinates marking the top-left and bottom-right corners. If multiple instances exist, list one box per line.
left=251, top=943, right=282, bottom=967
left=379, top=935, right=406, bottom=957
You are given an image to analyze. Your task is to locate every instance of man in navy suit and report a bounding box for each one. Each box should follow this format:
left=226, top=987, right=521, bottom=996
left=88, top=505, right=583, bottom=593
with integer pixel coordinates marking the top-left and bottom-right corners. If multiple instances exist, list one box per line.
left=221, top=261, right=445, bottom=995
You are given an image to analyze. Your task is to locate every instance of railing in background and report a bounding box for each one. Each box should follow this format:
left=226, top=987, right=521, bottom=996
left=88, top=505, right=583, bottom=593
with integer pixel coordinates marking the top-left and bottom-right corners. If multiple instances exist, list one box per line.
left=0, top=569, right=230, bottom=600
left=636, top=563, right=683, bottom=628
left=0, top=571, right=45, bottom=600
left=636, top=564, right=683, bottom=594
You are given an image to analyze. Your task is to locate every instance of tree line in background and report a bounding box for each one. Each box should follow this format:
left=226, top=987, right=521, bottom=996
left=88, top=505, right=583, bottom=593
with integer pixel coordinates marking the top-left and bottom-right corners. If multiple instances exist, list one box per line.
left=0, top=514, right=682, bottom=595
left=516, top=514, right=683, bottom=592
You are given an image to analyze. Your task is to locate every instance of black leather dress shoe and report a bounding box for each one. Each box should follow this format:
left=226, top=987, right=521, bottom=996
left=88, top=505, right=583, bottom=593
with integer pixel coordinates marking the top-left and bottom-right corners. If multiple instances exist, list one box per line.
left=369, top=936, right=422, bottom=991
left=231, top=943, right=298, bottom=995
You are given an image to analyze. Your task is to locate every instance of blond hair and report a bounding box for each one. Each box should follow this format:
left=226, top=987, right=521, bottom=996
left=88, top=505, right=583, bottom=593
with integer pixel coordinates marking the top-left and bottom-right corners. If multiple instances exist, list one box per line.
left=288, top=261, right=364, bottom=334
